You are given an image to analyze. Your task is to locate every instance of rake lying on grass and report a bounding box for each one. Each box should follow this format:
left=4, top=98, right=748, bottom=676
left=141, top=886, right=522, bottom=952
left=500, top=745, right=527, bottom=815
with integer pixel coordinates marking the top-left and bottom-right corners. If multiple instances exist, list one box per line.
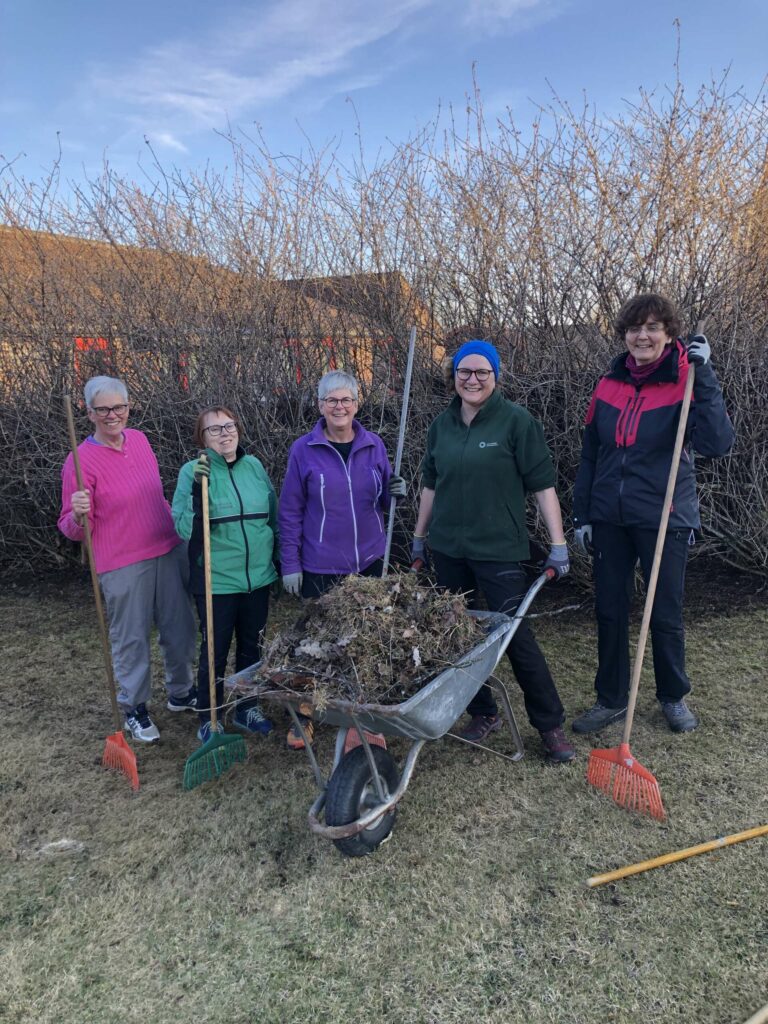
left=183, top=466, right=246, bottom=790
left=587, top=361, right=696, bottom=820
left=64, top=396, right=139, bottom=792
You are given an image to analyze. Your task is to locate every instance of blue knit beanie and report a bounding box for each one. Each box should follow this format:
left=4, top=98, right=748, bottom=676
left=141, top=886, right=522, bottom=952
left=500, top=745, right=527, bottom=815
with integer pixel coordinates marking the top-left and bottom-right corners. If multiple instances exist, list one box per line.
left=452, top=339, right=500, bottom=379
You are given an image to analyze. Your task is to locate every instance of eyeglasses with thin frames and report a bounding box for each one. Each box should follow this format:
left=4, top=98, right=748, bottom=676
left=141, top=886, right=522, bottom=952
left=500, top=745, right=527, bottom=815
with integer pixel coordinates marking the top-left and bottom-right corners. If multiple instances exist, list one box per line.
left=626, top=322, right=666, bottom=336
left=322, top=397, right=356, bottom=408
left=203, top=422, right=238, bottom=437
left=456, top=368, right=492, bottom=382
left=91, top=403, right=129, bottom=417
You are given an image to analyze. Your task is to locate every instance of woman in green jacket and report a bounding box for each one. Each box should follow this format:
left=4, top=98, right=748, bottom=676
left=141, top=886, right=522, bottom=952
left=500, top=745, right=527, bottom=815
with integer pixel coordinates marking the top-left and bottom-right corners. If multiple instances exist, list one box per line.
left=411, top=340, right=575, bottom=764
left=172, top=405, right=278, bottom=743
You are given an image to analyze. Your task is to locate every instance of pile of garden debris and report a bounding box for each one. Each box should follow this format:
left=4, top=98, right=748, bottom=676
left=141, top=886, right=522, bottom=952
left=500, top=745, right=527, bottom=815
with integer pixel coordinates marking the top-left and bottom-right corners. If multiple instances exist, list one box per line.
left=257, top=573, right=484, bottom=707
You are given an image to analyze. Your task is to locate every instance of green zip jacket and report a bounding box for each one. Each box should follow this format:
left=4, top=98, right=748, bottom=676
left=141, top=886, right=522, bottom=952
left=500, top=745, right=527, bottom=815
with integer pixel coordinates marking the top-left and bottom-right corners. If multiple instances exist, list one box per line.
left=421, top=391, right=556, bottom=562
left=172, top=447, right=278, bottom=595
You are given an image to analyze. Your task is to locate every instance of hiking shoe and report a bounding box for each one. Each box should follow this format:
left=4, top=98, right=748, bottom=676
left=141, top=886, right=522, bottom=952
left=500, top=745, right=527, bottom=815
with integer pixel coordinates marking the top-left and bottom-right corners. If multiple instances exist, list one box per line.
left=460, top=714, right=502, bottom=743
left=167, top=688, right=197, bottom=712
left=197, top=720, right=224, bottom=744
left=234, top=699, right=274, bottom=736
left=539, top=726, right=576, bottom=763
left=287, top=715, right=315, bottom=751
left=571, top=701, right=627, bottom=734
left=124, top=704, right=160, bottom=743
left=660, top=699, right=699, bottom=733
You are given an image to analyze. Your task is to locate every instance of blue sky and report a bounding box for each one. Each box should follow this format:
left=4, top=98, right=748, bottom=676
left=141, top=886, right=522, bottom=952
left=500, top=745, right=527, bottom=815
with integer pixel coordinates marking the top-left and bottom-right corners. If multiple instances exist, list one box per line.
left=2, top=0, right=766, bottom=186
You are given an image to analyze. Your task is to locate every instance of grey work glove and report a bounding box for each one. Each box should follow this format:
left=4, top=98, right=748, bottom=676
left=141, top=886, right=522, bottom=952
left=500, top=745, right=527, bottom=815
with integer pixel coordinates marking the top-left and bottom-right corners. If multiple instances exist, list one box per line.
left=574, top=524, right=593, bottom=556
left=193, top=452, right=211, bottom=483
left=388, top=474, right=407, bottom=498
left=544, top=543, right=570, bottom=578
left=282, top=572, right=303, bottom=597
left=686, top=334, right=711, bottom=367
left=410, top=536, right=429, bottom=570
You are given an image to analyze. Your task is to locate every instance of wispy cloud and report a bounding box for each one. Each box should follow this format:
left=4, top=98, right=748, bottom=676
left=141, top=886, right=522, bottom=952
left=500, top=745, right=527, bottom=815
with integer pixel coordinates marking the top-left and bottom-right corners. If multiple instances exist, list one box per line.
left=88, top=0, right=434, bottom=142
left=463, top=0, right=560, bottom=33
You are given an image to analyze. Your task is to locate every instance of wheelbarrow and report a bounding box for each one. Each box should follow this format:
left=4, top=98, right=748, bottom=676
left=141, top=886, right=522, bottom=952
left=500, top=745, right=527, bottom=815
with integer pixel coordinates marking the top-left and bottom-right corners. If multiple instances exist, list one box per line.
left=225, top=570, right=553, bottom=857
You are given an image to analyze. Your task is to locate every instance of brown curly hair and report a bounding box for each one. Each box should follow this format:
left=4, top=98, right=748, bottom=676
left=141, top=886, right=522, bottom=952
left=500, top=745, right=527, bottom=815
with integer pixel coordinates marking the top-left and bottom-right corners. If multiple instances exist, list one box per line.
left=615, top=293, right=683, bottom=340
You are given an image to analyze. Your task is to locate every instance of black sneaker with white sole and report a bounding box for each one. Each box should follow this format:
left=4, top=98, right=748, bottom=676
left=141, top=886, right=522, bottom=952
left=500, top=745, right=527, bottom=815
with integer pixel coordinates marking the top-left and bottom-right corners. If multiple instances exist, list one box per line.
left=571, top=701, right=627, bottom=734
left=167, top=688, right=197, bottom=712
left=124, top=703, right=160, bottom=743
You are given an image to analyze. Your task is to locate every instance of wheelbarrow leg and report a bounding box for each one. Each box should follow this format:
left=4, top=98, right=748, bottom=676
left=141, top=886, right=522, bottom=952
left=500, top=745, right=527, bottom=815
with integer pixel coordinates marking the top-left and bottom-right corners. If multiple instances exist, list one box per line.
left=486, top=674, right=525, bottom=761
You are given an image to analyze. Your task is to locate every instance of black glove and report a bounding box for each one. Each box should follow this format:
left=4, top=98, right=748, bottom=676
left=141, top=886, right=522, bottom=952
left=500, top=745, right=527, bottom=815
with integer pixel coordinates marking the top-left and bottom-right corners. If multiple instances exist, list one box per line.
left=686, top=334, right=711, bottom=367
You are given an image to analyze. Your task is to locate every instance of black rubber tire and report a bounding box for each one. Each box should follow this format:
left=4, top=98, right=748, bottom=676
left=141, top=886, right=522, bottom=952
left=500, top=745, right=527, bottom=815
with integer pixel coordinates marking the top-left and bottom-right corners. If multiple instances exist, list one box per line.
left=325, top=745, right=399, bottom=857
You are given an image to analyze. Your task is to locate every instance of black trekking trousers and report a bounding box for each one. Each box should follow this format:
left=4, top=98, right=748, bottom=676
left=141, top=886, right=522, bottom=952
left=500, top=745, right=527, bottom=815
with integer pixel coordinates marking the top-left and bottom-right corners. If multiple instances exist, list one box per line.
left=194, top=587, right=270, bottom=721
left=592, top=522, right=692, bottom=707
left=431, top=551, right=565, bottom=733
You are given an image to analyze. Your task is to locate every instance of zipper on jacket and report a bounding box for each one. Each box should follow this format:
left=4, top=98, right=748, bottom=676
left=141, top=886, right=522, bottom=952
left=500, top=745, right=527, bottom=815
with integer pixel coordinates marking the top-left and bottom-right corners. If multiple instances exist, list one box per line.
left=326, top=444, right=361, bottom=572
left=319, top=473, right=326, bottom=543
left=227, top=463, right=252, bottom=592
left=371, top=468, right=384, bottom=533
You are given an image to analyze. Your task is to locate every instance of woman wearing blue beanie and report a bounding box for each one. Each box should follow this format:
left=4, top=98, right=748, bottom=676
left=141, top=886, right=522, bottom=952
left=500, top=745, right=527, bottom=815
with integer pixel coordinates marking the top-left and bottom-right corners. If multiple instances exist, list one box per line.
left=411, top=340, right=575, bottom=763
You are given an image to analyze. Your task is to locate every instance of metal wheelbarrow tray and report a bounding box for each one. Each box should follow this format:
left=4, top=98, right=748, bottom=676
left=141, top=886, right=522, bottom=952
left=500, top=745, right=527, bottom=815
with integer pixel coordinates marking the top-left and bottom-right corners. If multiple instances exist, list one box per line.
left=225, top=571, right=551, bottom=857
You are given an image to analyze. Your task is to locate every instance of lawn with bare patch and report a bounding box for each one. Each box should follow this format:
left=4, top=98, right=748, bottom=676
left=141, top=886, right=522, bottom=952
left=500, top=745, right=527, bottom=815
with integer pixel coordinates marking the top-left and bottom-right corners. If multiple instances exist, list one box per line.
left=1, top=573, right=766, bottom=1024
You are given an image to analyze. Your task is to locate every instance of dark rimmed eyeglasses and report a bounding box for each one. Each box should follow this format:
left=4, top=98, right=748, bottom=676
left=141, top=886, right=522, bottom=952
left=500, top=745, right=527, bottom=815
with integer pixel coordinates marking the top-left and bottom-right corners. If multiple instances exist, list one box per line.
left=322, top=397, right=356, bottom=408
left=91, top=403, right=129, bottom=417
left=203, top=422, right=238, bottom=436
left=456, top=368, right=492, bottom=382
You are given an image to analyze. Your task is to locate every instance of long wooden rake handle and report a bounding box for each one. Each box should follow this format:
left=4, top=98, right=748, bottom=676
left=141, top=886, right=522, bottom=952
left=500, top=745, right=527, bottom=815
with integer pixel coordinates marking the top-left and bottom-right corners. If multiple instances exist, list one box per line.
left=201, top=472, right=218, bottom=729
left=382, top=324, right=417, bottom=576
left=619, top=319, right=706, bottom=739
left=620, top=361, right=695, bottom=743
left=64, top=396, right=123, bottom=733
left=587, top=822, right=768, bottom=887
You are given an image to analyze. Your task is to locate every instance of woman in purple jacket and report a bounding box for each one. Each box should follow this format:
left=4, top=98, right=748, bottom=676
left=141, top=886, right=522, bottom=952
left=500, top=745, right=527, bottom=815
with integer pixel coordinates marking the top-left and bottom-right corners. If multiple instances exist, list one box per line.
left=279, top=370, right=405, bottom=747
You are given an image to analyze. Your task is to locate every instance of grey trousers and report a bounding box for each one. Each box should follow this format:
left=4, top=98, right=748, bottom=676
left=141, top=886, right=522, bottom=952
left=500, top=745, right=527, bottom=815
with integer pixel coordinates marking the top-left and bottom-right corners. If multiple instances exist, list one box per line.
left=99, top=544, right=196, bottom=713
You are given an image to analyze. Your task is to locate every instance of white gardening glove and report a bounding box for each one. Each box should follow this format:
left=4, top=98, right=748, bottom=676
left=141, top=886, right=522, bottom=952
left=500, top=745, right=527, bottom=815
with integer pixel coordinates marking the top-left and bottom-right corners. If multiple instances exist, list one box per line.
left=282, top=572, right=303, bottom=597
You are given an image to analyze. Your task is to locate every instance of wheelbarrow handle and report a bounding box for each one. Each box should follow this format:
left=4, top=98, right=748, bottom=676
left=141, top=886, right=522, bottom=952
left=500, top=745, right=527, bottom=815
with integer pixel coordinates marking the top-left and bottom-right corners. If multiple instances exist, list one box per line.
left=495, top=570, right=554, bottom=663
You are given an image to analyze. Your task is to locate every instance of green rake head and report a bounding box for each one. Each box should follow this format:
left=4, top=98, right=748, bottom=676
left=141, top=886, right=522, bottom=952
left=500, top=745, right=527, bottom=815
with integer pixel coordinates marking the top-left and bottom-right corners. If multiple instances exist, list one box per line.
left=183, top=731, right=247, bottom=791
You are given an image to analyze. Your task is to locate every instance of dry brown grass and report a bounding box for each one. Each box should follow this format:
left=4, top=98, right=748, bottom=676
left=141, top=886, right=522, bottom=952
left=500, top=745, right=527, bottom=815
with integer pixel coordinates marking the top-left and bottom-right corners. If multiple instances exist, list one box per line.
left=1, top=573, right=767, bottom=1024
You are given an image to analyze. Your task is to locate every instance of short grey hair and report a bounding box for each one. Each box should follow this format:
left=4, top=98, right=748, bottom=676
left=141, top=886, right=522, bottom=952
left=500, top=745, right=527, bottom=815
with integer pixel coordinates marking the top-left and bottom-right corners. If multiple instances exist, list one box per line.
left=318, top=370, right=358, bottom=402
left=84, top=376, right=129, bottom=408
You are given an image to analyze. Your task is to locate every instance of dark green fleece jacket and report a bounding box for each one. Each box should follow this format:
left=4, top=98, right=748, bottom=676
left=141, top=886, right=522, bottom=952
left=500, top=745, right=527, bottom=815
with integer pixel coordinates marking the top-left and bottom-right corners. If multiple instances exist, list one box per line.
left=421, top=391, right=556, bottom=562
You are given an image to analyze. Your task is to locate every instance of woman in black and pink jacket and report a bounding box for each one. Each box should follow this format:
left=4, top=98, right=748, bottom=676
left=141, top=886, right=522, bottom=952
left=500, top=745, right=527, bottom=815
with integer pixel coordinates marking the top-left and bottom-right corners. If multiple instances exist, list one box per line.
left=572, top=293, right=734, bottom=735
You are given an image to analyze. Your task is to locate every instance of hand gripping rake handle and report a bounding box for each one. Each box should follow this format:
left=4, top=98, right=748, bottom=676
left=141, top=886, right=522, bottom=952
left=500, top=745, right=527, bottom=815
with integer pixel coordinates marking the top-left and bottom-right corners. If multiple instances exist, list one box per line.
left=621, top=357, right=696, bottom=744
left=382, top=324, right=417, bottom=576
left=201, top=471, right=218, bottom=729
left=64, top=396, right=123, bottom=733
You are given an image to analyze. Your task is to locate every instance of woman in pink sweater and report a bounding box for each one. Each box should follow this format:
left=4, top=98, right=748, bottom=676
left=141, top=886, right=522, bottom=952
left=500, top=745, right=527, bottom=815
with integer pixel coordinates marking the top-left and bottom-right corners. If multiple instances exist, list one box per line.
left=59, top=376, right=196, bottom=743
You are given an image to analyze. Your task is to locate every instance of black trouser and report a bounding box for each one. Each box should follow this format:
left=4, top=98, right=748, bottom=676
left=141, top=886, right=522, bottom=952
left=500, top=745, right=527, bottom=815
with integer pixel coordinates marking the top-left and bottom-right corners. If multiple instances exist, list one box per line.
left=301, top=558, right=384, bottom=599
left=431, top=551, right=565, bottom=732
left=592, top=522, right=691, bottom=707
left=194, top=587, right=270, bottom=721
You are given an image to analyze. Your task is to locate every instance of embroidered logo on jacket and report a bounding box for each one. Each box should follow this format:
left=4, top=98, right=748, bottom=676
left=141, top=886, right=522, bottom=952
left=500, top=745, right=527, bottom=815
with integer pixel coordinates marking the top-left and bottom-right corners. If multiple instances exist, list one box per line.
left=478, top=442, right=499, bottom=449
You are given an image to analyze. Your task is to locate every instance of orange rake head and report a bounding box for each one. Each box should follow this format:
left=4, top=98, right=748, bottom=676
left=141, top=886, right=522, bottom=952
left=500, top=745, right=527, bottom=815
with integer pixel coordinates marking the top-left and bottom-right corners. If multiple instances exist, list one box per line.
left=587, top=742, right=665, bottom=820
left=102, top=731, right=140, bottom=791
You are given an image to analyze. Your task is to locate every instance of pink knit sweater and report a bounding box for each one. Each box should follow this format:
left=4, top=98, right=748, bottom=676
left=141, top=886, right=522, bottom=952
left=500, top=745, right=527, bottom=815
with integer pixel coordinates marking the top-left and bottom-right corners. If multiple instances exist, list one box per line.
left=58, top=428, right=181, bottom=574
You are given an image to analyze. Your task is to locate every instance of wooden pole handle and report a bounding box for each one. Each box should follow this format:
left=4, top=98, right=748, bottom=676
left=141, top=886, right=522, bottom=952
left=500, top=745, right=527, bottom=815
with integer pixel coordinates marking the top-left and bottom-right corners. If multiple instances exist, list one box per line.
left=201, top=472, right=218, bottom=728
left=63, top=396, right=123, bottom=732
left=587, top=823, right=768, bottom=887
left=621, top=361, right=696, bottom=743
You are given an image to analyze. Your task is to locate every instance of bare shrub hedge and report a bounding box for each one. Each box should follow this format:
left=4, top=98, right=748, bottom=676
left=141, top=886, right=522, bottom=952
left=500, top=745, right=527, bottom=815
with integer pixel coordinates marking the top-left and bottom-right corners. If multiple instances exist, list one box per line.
left=1, top=75, right=766, bottom=578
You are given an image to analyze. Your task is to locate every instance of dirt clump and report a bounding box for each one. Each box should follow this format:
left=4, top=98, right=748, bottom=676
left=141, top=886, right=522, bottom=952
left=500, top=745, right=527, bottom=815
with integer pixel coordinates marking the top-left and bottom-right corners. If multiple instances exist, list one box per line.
left=257, top=573, right=484, bottom=707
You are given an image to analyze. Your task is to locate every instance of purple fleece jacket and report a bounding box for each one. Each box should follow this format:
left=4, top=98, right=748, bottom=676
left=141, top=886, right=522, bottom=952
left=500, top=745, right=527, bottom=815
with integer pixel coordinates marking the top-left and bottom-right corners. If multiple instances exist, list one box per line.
left=279, top=418, right=393, bottom=575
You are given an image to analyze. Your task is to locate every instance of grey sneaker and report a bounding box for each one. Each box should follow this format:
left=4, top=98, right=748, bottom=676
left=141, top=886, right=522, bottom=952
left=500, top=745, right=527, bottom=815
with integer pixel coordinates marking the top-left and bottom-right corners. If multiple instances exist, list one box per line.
left=660, top=699, right=699, bottom=733
left=571, top=701, right=627, bottom=734
left=124, top=704, right=160, bottom=743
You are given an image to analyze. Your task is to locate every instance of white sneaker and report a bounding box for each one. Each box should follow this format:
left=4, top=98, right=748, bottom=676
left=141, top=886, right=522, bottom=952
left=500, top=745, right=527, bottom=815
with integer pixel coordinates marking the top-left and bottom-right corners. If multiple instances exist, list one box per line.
left=124, top=704, right=160, bottom=743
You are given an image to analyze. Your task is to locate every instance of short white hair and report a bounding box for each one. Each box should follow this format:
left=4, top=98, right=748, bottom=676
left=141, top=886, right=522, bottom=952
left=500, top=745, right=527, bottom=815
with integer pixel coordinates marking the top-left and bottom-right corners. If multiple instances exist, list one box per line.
left=84, top=376, right=128, bottom=408
left=318, top=370, right=358, bottom=402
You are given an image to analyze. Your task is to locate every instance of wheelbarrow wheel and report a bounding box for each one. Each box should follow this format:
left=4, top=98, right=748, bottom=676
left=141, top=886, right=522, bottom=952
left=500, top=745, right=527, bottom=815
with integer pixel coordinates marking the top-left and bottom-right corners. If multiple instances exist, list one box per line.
left=325, top=745, right=399, bottom=857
